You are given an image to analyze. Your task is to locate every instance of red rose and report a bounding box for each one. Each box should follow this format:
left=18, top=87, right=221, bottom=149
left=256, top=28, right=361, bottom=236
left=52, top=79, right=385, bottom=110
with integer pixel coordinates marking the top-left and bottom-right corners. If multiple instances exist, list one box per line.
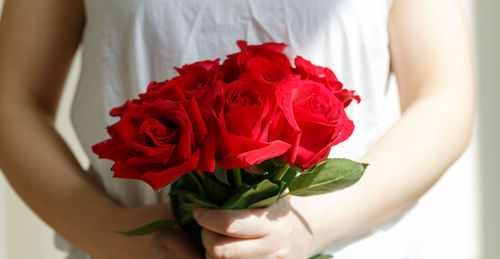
left=213, top=72, right=291, bottom=170
left=140, top=59, right=222, bottom=113
left=220, top=40, right=293, bottom=83
left=294, top=56, right=360, bottom=107
left=175, top=59, right=220, bottom=76
left=92, top=90, right=215, bottom=190
left=93, top=40, right=361, bottom=187
left=273, top=79, right=355, bottom=169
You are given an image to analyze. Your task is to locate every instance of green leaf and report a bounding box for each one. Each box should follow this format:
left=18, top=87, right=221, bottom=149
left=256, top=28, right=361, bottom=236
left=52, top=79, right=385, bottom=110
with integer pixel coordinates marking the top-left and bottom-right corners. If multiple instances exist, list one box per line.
left=214, top=164, right=230, bottom=185
left=310, top=254, right=333, bottom=259
left=247, top=194, right=279, bottom=208
left=244, top=179, right=280, bottom=204
left=119, top=220, right=177, bottom=236
left=220, top=184, right=253, bottom=209
left=188, top=171, right=207, bottom=197
left=278, top=168, right=297, bottom=192
left=288, top=158, right=367, bottom=196
left=202, top=177, right=231, bottom=205
left=171, top=172, right=200, bottom=194
left=222, top=180, right=280, bottom=209
left=169, top=189, right=219, bottom=208
left=257, top=159, right=278, bottom=174
left=249, top=168, right=297, bottom=208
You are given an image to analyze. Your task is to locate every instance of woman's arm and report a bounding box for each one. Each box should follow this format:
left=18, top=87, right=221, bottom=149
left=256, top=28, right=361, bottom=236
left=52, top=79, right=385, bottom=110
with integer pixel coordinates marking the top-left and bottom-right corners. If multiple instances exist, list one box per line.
left=194, top=0, right=475, bottom=258
left=330, top=0, right=475, bottom=237
left=0, top=1, right=201, bottom=258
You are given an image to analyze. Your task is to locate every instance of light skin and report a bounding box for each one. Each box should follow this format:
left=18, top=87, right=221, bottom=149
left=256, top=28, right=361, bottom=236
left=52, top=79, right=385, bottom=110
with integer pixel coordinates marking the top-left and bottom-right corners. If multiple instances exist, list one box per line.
left=0, top=0, right=474, bottom=259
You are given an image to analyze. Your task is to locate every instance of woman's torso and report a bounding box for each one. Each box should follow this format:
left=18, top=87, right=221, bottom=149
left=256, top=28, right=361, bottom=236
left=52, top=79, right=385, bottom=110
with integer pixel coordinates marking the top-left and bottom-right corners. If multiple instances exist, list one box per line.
left=59, top=0, right=422, bottom=258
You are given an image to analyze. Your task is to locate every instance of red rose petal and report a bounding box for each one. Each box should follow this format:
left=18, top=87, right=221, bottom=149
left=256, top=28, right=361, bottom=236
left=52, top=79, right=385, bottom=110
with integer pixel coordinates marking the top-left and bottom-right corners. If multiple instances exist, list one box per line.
left=141, top=149, right=201, bottom=190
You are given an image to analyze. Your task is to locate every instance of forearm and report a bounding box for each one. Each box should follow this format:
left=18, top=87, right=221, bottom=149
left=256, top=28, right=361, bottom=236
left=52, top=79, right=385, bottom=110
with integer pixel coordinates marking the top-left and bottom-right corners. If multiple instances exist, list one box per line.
left=0, top=99, right=115, bottom=254
left=296, top=93, right=474, bottom=253
left=0, top=100, right=172, bottom=256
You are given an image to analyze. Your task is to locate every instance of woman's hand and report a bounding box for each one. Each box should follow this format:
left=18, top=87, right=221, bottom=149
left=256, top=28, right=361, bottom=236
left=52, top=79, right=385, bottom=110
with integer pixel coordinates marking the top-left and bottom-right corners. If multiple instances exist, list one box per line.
left=93, top=204, right=203, bottom=259
left=95, top=228, right=202, bottom=259
left=194, top=196, right=316, bottom=259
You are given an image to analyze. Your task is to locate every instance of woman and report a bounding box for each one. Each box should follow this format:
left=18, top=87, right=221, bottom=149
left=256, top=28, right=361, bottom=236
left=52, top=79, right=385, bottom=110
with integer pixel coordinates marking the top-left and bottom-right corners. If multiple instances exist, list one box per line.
left=0, top=0, right=474, bottom=258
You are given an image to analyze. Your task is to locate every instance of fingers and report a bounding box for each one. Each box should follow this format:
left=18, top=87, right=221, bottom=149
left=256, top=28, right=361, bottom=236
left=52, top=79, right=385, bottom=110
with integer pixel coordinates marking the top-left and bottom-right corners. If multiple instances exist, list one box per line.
left=194, top=207, right=276, bottom=238
left=201, top=228, right=268, bottom=259
left=194, top=197, right=295, bottom=258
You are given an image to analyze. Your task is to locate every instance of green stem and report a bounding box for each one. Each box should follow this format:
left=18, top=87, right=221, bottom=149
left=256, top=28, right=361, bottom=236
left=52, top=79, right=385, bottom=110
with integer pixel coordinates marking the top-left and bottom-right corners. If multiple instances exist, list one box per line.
left=188, top=171, right=207, bottom=197
left=233, top=168, right=243, bottom=188
left=273, top=163, right=290, bottom=181
left=278, top=191, right=291, bottom=199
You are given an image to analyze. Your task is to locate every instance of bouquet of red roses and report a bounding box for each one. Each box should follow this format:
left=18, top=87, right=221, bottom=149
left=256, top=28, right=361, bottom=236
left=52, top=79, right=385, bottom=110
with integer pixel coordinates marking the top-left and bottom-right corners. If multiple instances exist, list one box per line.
left=92, top=40, right=366, bottom=258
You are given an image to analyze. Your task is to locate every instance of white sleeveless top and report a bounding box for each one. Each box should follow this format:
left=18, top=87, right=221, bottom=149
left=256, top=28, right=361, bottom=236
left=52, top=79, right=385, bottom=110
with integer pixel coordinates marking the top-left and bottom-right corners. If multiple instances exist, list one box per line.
left=59, top=0, right=424, bottom=258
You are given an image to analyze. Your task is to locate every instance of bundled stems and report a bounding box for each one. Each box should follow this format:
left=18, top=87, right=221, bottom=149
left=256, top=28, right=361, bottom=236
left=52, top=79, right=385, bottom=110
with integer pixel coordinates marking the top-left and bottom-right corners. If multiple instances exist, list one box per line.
left=188, top=171, right=207, bottom=197
left=273, top=163, right=290, bottom=181
left=233, top=168, right=243, bottom=188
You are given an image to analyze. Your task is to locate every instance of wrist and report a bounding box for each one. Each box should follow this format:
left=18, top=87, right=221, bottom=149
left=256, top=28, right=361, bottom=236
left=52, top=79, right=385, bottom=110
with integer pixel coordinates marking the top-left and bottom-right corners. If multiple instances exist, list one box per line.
left=289, top=193, right=358, bottom=254
left=91, top=203, right=174, bottom=258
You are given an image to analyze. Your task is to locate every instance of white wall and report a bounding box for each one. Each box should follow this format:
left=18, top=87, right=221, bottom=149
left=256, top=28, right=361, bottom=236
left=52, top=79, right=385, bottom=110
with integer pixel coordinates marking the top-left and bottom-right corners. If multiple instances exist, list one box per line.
left=0, top=175, right=6, bottom=259
left=475, top=0, right=500, bottom=258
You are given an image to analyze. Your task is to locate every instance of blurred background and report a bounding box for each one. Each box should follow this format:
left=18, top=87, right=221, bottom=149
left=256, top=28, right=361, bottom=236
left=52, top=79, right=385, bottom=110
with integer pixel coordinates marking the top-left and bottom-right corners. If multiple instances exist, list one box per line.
left=0, top=0, right=498, bottom=258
